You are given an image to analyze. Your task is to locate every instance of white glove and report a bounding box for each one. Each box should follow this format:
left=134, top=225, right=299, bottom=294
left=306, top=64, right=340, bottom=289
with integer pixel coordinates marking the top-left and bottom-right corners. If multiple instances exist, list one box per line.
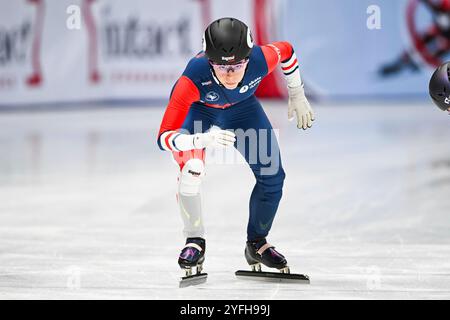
left=193, top=129, right=236, bottom=149
left=288, top=86, right=315, bottom=130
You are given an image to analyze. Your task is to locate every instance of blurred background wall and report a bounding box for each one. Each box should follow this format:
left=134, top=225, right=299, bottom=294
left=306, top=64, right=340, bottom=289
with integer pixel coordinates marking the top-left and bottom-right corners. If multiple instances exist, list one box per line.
left=0, top=0, right=448, bottom=106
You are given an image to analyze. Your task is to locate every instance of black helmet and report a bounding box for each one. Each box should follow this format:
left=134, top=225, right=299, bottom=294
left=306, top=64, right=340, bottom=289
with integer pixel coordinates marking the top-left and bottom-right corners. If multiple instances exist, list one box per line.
left=429, top=61, right=450, bottom=111
left=203, top=17, right=253, bottom=65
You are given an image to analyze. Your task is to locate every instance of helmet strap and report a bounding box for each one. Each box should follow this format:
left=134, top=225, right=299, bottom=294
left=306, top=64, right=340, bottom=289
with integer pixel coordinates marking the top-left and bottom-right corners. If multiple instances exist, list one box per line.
left=210, top=68, right=225, bottom=88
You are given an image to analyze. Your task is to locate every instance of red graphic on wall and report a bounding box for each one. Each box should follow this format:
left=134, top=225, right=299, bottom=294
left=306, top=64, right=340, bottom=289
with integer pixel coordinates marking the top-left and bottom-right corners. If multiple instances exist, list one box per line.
left=407, top=0, right=450, bottom=67
left=253, top=0, right=285, bottom=98
left=379, top=0, right=450, bottom=77
left=83, top=0, right=100, bottom=83
left=197, top=0, right=211, bottom=30
left=26, top=0, right=44, bottom=87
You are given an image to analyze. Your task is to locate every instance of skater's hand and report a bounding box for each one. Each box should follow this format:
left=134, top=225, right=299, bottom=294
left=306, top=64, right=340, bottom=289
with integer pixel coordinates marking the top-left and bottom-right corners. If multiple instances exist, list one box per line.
left=193, top=129, right=236, bottom=149
left=288, top=86, right=315, bottom=130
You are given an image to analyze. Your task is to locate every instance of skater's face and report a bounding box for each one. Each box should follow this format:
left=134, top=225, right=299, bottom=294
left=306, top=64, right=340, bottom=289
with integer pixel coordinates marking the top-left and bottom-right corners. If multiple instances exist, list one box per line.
left=210, top=58, right=249, bottom=89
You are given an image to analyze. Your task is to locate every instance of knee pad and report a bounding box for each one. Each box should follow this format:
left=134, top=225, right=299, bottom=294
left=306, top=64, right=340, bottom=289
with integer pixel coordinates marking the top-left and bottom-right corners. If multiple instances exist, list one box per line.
left=178, top=159, right=205, bottom=196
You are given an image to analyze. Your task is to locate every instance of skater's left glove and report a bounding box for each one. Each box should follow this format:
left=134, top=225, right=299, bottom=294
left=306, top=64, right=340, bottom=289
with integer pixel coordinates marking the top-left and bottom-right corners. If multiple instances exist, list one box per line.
left=287, top=86, right=315, bottom=130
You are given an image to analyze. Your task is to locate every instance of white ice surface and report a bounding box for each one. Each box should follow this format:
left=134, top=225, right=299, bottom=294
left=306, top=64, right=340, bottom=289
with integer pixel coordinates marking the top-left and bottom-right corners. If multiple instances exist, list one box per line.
left=0, top=102, right=449, bottom=299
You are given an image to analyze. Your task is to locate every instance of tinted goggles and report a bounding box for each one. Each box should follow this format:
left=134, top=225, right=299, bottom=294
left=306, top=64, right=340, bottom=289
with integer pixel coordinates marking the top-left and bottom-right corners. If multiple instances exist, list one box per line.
left=210, top=58, right=249, bottom=73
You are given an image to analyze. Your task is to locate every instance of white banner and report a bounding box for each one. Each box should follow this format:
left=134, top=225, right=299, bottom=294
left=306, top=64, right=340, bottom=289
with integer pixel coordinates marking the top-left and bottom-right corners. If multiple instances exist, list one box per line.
left=0, top=0, right=203, bottom=104
left=0, top=0, right=285, bottom=106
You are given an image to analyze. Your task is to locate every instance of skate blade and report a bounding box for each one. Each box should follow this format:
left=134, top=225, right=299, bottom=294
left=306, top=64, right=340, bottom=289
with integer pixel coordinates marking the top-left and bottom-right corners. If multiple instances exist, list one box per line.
left=235, top=270, right=310, bottom=284
left=179, top=273, right=208, bottom=288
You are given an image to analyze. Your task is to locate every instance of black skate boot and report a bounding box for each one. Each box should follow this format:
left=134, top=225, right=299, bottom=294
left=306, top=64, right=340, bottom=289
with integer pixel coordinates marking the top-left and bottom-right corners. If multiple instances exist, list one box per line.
left=245, top=238, right=289, bottom=272
left=236, top=238, right=310, bottom=284
left=178, top=237, right=207, bottom=288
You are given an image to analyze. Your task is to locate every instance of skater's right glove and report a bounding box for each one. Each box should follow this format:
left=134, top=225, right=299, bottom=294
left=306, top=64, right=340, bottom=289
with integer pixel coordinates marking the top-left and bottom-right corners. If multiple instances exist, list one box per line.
left=193, top=129, right=236, bottom=149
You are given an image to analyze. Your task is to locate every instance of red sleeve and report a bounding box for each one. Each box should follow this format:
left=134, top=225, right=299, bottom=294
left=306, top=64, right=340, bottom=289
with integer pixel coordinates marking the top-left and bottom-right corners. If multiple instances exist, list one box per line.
left=157, top=76, right=200, bottom=137
left=261, top=41, right=294, bottom=74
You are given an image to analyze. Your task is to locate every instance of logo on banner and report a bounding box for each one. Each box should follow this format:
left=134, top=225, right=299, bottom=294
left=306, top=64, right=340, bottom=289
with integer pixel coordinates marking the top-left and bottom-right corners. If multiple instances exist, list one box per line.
left=0, top=1, right=43, bottom=88
left=378, top=0, right=450, bottom=78
left=205, top=91, right=219, bottom=102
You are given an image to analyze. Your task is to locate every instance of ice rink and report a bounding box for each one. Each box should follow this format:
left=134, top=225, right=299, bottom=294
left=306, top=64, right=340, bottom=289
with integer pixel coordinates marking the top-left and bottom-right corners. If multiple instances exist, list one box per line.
left=0, top=101, right=449, bottom=299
